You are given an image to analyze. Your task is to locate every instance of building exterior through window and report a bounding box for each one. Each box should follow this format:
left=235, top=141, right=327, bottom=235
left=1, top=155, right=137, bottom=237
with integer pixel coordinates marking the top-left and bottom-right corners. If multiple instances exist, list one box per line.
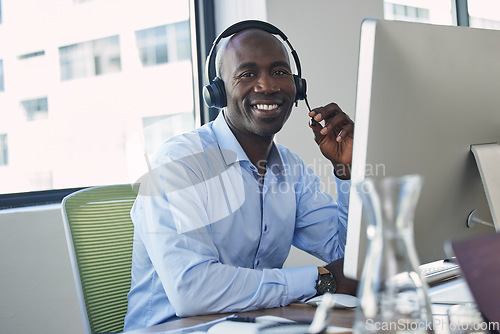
left=384, top=0, right=455, bottom=25
left=0, top=0, right=195, bottom=194
left=384, top=0, right=500, bottom=28
left=468, top=0, right=500, bottom=29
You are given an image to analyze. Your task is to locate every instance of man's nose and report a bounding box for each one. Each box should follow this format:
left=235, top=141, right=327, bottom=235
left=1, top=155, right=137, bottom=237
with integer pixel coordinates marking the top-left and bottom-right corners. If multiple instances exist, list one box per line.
left=254, top=74, right=280, bottom=94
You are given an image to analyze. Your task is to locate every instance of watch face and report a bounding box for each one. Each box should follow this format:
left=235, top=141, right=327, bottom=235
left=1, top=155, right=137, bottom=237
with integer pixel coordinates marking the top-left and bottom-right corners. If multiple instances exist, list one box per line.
left=317, top=273, right=337, bottom=294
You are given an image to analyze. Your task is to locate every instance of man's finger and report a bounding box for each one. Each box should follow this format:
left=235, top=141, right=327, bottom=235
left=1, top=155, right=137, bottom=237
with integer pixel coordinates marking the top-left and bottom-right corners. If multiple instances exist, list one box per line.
left=336, top=122, right=354, bottom=142
left=309, top=119, right=325, bottom=144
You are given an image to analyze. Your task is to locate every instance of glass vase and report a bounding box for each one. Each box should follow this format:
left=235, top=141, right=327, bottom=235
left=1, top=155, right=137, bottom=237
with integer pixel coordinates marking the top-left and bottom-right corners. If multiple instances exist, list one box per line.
left=353, top=174, right=433, bottom=334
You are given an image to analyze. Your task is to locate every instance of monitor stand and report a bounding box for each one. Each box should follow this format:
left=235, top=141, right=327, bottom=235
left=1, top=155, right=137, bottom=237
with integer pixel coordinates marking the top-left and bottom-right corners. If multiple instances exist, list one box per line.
left=470, top=143, right=500, bottom=230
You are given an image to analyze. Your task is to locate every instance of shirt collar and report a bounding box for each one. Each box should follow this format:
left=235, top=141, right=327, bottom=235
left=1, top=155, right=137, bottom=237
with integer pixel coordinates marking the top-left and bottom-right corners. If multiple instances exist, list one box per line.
left=212, top=111, right=285, bottom=176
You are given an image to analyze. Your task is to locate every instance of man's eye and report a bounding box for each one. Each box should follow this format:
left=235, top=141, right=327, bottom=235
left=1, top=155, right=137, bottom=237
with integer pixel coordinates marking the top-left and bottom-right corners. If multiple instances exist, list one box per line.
left=240, top=72, right=255, bottom=78
left=274, top=70, right=288, bottom=76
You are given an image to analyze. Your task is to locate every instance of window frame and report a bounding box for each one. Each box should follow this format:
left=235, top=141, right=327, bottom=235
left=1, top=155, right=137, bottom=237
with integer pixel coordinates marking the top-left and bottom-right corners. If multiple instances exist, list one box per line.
left=456, top=0, right=470, bottom=26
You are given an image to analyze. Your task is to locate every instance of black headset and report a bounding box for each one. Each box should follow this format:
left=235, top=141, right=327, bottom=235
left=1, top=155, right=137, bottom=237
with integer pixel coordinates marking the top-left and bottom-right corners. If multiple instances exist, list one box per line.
left=203, top=20, right=307, bottom=109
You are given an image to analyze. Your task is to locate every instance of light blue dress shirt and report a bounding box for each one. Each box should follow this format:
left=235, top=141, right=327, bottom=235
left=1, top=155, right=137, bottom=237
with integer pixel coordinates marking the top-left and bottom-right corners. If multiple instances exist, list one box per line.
left=123, top=112, right=350, bottom=331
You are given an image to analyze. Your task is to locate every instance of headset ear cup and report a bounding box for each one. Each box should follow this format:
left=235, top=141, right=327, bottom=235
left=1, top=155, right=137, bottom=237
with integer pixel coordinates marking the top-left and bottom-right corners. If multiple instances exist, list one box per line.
left=293, top=75, right=307, bottom=102
left=213, top=78, right=227, bottom=108
left=203, top=77, right=227, bottom=109
left=203, top=84, right=215, bottom=108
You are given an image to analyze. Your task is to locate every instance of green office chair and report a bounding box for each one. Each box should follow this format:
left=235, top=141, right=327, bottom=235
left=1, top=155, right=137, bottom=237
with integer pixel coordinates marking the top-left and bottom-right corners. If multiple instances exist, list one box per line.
left=62, top=184, right=139, bottom=334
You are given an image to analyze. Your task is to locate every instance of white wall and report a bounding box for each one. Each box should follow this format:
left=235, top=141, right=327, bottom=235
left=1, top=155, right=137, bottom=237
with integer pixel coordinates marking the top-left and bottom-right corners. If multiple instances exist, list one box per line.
left=267, top=0, right=383, bottom=188
left=0, top=1, right=383, bottom=333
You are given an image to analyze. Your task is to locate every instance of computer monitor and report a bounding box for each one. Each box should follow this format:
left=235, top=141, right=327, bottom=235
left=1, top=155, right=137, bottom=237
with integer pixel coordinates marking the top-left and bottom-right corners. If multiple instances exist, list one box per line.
left=344, top=19, right=500, bottom=279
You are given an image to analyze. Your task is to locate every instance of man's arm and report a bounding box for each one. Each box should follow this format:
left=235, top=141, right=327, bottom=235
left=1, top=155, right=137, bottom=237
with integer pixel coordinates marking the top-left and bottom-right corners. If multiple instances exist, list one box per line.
left=306, top=104, right=358, bottom=294
left=291, top=156, right=350, bottom=264
left=134, top=159, right=319, bottom=317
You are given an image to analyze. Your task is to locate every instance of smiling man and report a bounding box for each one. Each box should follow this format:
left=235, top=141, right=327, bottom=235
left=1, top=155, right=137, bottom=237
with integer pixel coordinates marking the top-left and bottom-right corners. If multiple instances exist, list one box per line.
left=123, top=23, right=357, bottom=332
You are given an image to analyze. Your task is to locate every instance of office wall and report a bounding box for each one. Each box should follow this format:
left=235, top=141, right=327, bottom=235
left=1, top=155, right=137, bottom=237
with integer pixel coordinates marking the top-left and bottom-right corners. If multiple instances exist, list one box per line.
left=0, top=1, right=383, bottom=333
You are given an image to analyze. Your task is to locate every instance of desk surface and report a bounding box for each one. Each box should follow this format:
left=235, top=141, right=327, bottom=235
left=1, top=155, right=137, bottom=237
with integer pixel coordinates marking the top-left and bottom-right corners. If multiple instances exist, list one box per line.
left=126, top=303, right=452, bottom=334
left=126, top=303, right=354, bottom=333
left=127, top=279, right=469, bottom=333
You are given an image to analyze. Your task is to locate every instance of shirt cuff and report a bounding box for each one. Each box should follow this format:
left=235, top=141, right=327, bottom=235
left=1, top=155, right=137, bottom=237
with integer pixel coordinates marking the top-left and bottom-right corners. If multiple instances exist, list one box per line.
left=334, top=175, right=351, bottom=208
left=281, top=265, right=318, bottom=304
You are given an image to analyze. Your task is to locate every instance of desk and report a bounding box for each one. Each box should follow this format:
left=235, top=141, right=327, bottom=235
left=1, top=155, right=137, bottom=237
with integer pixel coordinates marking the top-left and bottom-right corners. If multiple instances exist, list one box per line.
left=126, top=279, right=470, bottom=333
left=126, top=303, right=453, bottom=334
left=126, top=303, right=354, bottom=333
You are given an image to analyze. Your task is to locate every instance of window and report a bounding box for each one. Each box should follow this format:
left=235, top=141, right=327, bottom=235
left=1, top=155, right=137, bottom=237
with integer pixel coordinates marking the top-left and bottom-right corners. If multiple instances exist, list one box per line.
left=142, top=112, right=194, bottom=156
left=385, top=0, right=500, bottom=28
left=468, top=0, right=500, bottom=30
left=384, top=0, right=454, bottom=25
left=0, top=59, right=4, bottom=92
left=0, top=134, right=7, bottom=166
left=0, top=0, right=199, bottom=199
left=136, top=25, right=169, bottom=66
left=386, top=3, right=430, bottom=22
left=20, top=97, right=49, bottom=121
left=59, top=35, right=121, bottom=81
left=172, top=21, right=191, bottom=62
left=135, top=20, right=191, bottom=67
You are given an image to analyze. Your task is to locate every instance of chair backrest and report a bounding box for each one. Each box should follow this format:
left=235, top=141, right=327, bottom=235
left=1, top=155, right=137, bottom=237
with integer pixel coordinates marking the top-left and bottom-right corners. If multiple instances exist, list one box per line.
left=61, top=184, right=138, bottom=334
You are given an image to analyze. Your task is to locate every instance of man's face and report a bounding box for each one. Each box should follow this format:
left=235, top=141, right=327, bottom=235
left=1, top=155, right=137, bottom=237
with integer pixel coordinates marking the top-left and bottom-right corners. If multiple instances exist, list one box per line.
left=220, top=29, right=296, bottom=138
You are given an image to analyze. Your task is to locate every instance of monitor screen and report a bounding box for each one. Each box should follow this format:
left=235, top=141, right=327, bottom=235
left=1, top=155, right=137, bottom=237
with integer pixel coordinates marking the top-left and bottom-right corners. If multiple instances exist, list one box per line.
left=344, top=19, right=500, bottom=279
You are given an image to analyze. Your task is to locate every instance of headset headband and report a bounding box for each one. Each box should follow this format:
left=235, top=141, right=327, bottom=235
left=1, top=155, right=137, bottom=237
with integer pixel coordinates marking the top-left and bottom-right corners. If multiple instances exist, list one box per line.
left=204, top=20, right=303, bottom=84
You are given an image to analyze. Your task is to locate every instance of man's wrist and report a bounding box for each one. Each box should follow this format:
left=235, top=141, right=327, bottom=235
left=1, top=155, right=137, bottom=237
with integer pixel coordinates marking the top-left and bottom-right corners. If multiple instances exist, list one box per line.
left=333, top=164, right=351, bottom=180
left=324, top=258, right=359, bottom=296
left=318, top=266, right=330, bottom=276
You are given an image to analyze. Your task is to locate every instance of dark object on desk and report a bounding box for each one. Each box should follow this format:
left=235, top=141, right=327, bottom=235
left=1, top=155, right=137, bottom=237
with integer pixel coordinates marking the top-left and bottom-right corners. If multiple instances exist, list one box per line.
left=228, top=315, right=257, bottom=323
left=448, top=232, right=500, bottom=329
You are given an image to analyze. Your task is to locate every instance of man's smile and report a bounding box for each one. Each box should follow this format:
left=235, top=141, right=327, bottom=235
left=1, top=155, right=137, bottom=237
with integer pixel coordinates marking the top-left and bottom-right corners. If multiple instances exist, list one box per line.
left=250, top=102, right=283, bottom=118
left=253, top=103, right=279, bottom=111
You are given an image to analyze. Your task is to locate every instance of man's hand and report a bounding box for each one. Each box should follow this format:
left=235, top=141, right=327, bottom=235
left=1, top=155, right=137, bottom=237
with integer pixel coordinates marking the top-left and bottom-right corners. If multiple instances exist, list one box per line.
left=323, top=257, right=358, bottom=296
left=309, top=103, right=354, bottom=180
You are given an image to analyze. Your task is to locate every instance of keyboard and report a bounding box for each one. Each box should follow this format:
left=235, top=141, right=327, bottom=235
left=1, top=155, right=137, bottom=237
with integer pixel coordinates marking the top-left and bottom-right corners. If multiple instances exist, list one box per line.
left=419, top=260, right=461, bottom=285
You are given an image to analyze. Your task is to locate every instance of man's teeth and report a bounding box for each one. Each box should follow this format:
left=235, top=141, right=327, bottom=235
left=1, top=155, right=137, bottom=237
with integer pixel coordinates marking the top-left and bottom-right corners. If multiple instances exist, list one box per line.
left=255, top=104, right=278, bottom=111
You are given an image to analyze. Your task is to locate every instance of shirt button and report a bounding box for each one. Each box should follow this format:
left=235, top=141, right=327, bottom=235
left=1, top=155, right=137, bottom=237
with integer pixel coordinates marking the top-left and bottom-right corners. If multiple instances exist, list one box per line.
left=264, top=225, right=268, bottom=232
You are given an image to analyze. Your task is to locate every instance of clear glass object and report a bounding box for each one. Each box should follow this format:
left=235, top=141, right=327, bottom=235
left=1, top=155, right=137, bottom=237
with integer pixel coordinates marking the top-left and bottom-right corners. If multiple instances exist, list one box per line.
left=448, top=303, right=487, bottom=334
left=353, top=174, right=433, bottom=334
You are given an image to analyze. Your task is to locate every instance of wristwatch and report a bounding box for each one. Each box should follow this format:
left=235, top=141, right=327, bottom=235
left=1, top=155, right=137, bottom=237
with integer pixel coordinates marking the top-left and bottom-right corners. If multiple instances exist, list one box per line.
left=315, top=268, right=337, bottom=295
